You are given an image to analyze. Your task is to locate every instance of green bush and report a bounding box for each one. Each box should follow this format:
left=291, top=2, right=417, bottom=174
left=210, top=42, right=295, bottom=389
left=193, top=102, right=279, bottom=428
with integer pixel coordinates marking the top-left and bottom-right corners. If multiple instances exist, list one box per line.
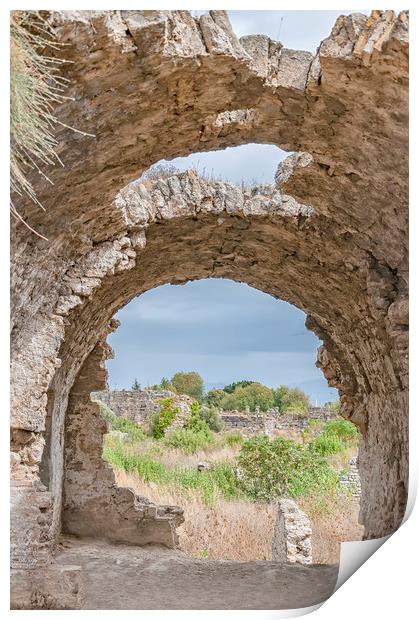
left=309, top=434, right=345, bottom=456
left=200, top=405, right=224, bottom=432
left=308, top=418, right=359, bottom=455
left=103, top=442, right=171, bottom=484
left=186, top=402, right=213, bottom=437
left=237, top=435, right=339, bottom=502
left=324, top=419, right=359, bottom=445
left=149, top=398, right=179, bottom=439
left=220, top=382, right=275, bottom=412
left=164, top=428, right=214, bottom=454
left=205, top=389, right=226, bottom=408
left=110, top=417, right=146, bottom=441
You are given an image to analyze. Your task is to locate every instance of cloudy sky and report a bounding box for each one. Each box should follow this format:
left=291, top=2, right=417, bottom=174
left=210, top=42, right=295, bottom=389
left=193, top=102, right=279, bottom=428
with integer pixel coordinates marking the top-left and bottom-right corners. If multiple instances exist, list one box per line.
left=106, top=11, right=370, bottom=404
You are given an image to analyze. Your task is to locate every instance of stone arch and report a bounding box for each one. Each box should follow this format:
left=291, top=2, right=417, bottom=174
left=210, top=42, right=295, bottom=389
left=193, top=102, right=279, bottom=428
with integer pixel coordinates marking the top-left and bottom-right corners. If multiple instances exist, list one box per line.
left=11, top=9, right=408, bottom=577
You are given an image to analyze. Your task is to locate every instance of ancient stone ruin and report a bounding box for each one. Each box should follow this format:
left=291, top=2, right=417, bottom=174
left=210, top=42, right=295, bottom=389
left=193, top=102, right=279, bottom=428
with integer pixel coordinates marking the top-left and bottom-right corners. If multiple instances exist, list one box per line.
left=93, top=387, right=339, bottom=436
left=93, top=388, right=193, bottom=432
left=339, top=457, right=362, bottom=500
left=272, top=499, right=313, bottom=564
left=10, top=9, right=408, bottom=609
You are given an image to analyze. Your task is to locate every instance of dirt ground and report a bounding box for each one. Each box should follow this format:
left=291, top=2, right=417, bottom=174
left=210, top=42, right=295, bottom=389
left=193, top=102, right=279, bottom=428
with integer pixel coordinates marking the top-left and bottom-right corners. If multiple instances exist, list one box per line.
left=56, top=537, right=339, bottom=610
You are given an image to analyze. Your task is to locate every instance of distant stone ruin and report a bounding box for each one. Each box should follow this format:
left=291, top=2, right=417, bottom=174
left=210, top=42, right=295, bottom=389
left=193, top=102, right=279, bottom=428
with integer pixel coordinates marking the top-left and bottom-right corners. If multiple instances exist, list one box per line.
left=93, top=388, right=340, bottom=437
left=220, top=406, right=339, bottom=436
left=92, top=388, right=193, bottom=432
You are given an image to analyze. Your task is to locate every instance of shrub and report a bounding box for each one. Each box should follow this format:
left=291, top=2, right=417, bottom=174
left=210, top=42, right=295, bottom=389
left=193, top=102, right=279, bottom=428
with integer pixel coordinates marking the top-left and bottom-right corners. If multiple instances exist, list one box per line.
left=94, top=399, right=116, bottom=425
left=110, top=417, right=146, bottom=441
left=149, top=398, right=179, bottom=439
left=308, top=418, right=359, bottom=455
left=220, top=382, right=275, bottom=412
left=273, top=386, right=310, bottom=414
left=324, top=419, right=359, bottom=445
left=200, top=405, right=224, bottom=432
left=237, top=435, right=338, bottom=502
left=164, top=428, right=214, bottom=454
left=186, top=401, right=213, bottom=437
left=205, top=389, right=225, bottom=408
left=309, top=434, right=345, bottom=456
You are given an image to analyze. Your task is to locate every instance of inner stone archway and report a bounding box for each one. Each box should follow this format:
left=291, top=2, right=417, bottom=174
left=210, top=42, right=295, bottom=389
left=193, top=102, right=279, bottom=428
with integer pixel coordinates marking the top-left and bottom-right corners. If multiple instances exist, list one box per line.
left=10, top=9, right=408, bottom=609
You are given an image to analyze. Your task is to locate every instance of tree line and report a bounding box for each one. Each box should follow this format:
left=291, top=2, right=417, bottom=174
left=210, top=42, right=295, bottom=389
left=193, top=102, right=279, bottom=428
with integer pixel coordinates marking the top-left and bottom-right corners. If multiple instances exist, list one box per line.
left=130, top=371, right=336, bottom=415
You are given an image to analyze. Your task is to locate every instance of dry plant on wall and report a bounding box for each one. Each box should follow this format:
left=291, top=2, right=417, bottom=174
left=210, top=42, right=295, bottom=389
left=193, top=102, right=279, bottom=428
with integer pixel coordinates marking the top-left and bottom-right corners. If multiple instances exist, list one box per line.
left=10, top=10, right=94, bottom=239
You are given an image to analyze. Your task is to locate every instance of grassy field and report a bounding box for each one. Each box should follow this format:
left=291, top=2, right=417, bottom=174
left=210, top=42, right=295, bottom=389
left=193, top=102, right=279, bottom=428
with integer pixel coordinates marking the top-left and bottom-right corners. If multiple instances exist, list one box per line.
left=100, top=404, right=363, bottom=564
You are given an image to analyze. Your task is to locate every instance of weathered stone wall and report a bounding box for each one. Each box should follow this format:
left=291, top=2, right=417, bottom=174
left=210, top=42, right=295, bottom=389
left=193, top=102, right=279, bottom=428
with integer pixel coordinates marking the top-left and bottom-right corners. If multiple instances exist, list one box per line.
left=339, top=457, right=362, bottom=500
left=220, top=406, right=339, bottom=435
left=92, top=390, right=339, bottom=436
left=272, top=499, right=312, bottom=564
left=62, top=339, right=184, bottom=546
left=10, top=9, right=408, bottom=579
left=92, top=388, right=193, bottom=430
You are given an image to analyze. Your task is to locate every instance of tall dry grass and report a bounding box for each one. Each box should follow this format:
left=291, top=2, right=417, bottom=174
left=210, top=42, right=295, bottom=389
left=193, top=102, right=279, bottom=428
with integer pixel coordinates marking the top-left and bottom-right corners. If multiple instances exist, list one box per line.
left=115, top=469, right=363, bottom=564
left=125, top=438, right=241, bottom=469
left=300, top=495, right=364, bottom=564
left=116, top=469, right=276, bottom=561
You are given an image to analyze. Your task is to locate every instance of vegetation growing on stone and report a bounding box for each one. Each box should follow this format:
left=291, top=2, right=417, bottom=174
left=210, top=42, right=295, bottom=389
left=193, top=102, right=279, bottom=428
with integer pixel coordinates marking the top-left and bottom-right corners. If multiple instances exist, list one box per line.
left=149, top=398, right=180, bottom=439
left=10, top=11, right=92, bottom=235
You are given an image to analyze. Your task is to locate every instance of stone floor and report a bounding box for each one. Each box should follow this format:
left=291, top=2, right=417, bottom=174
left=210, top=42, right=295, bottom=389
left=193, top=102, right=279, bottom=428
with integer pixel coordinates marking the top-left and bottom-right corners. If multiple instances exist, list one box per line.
left=55, top=537, right=339, bottom=610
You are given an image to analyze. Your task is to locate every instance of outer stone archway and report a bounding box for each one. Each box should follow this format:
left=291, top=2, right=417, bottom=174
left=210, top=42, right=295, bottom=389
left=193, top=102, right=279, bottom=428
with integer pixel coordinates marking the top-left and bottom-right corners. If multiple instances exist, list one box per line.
left=11, top=9, right=408, bottom=608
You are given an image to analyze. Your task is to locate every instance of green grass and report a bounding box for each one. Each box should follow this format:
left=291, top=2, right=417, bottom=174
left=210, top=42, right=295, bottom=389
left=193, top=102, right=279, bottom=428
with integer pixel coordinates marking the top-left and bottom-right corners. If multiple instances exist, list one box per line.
left=164, top=428, right=215, bottom=454
left=100, top=402, right=356, bottom=509
left=103, top=438, right=245, bottom=505
left=222, top=431, right=244, bottom=447
left=309, top=434, right=345, bottom=456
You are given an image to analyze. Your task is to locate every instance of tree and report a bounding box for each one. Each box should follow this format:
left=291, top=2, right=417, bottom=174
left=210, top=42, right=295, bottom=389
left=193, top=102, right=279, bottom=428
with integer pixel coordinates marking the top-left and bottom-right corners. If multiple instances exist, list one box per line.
left=171, top=371, right=204, bottom=401
left=200, top=405, right=224, bottom=432
left=220, top=382, right=275, bottom=413
left=132, top=378, right=141, bottom=391
left=223, top=380, right=254, bottom=394
left=273, top=386, right=309, bottom=414
left=205, top=388, right=225, bottom=408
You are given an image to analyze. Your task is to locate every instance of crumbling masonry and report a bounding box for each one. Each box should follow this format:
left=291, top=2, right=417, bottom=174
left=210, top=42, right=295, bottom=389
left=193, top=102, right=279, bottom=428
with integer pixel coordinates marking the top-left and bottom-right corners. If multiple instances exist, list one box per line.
left=10, top=10, right=408, bottom=609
